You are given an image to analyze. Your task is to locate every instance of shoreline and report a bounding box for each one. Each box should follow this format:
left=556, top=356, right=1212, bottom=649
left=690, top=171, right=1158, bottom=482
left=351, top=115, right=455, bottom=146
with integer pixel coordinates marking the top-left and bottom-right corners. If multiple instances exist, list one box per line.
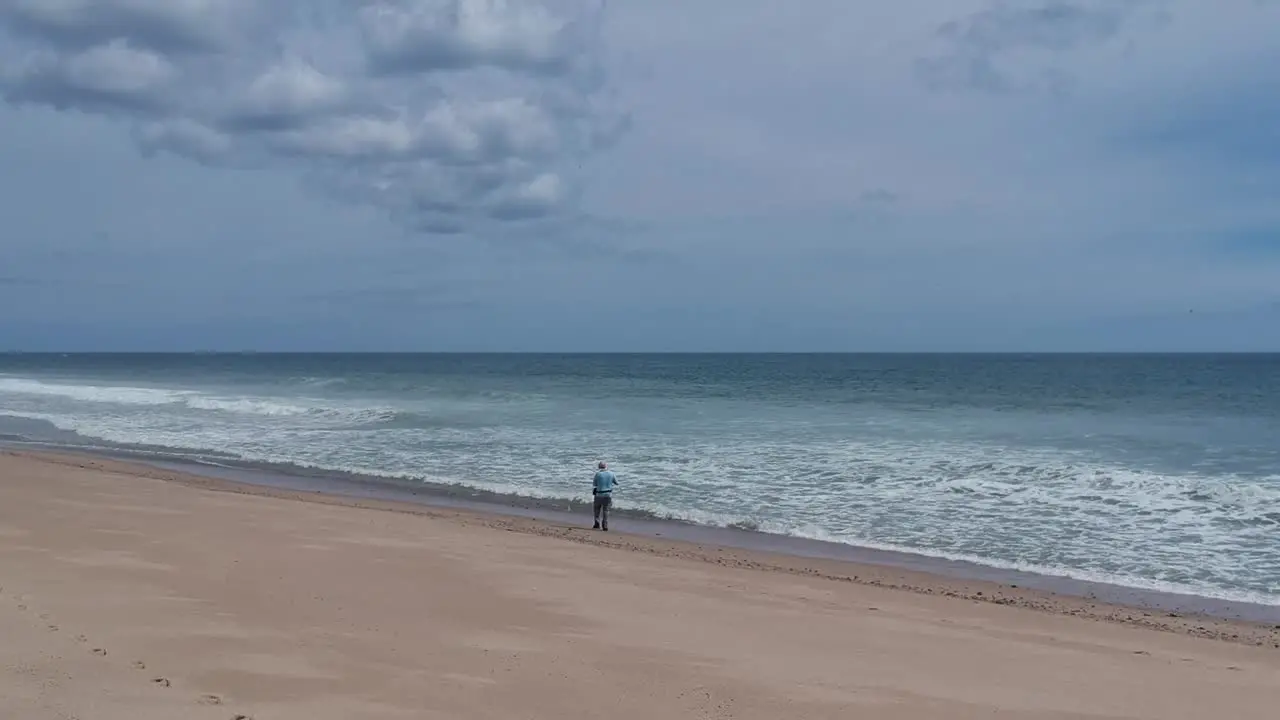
left=6, top=448, right=1279, bottom=648
left=4, top=432, right=1279, bottom=621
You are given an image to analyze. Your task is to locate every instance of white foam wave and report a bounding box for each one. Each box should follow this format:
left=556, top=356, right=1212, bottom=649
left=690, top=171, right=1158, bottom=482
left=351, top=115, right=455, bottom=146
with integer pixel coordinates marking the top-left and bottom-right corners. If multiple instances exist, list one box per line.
left=0, top=377, right=186, bottom=406
left=770, top=522, right=1280, bottom=608
left=183, top=396, right=311, bottom=416
left=291, top=376, right=349, bottom=388
left=0, top=376, right=396, bottom=425
left=564, top=499, right=1280, bottom=607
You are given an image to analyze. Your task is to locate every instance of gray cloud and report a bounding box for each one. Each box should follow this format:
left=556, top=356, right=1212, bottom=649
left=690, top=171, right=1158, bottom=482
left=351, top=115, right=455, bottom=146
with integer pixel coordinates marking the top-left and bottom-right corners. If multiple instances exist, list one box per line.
left=0, top=0, right=625, bottom=233
left=858, top=188, right=899, bottom=206
left=916, top=0, right=1168, bottom=94
left=4, top=0, right=1278, bottom=352
left=1, top=39, right=178, bottom=113
left=360, top=0, right=583, bottom=76
left=0, top=275, right=41, bottom=286
left=0, top=0, right=242, bottom=55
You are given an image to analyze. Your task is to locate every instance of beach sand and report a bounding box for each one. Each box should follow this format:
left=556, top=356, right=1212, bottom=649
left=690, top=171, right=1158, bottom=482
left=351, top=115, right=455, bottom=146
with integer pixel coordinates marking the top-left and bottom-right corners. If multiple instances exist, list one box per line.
left=2, top=451, right=1278, bottom=719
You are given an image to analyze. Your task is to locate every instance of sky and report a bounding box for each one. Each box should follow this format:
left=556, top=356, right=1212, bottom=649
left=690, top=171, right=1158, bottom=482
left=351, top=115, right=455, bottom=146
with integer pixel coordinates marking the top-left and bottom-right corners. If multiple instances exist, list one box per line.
left=1, top=0, right=1278, bottom=352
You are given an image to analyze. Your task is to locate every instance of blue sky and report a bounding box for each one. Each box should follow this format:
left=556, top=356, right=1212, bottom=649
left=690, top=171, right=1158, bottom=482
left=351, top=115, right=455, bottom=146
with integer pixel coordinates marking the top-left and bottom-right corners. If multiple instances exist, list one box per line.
left=1, top=0, right=1277, bottom=351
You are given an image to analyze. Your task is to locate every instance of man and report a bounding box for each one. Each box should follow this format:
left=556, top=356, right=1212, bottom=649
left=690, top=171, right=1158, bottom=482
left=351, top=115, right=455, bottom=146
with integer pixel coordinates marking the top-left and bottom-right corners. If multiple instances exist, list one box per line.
left=591, top=461, right=618, bottom=531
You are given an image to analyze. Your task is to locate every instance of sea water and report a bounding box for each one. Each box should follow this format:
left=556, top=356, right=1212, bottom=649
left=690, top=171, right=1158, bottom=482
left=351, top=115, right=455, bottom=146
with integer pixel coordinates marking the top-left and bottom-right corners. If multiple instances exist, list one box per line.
left=1, top=353, right=1277, bottom=605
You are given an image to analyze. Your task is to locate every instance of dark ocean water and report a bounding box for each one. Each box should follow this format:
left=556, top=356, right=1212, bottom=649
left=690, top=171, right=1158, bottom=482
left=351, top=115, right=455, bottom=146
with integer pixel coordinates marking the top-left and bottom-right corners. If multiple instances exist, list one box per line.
left=1, top=353, right=1278, bottom=604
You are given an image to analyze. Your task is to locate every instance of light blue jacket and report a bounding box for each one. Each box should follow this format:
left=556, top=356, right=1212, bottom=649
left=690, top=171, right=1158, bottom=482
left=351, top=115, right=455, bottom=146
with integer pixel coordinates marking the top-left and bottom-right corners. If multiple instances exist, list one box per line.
left=593, top=470, right=617, bottom=495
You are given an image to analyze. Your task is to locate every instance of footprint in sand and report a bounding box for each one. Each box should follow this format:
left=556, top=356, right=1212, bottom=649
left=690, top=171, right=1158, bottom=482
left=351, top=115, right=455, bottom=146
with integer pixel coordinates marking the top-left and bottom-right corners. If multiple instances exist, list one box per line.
left=132, top=660, right=146, bottom=670
left=198, top=694, right=223, bottom=705
left=75, top=634, right=88, bottom=643
left=152, top=677, right=171, bottom=688
left=232, top=715, right=253, bottom=720
left=46, top=624, right=59, bottom=632
left=92, top=648, right=108, bottom=657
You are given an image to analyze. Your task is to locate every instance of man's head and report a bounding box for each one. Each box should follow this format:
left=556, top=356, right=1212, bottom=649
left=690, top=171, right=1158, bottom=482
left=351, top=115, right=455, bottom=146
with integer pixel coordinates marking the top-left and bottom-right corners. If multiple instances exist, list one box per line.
left=598, top=461, right=607, bottom=470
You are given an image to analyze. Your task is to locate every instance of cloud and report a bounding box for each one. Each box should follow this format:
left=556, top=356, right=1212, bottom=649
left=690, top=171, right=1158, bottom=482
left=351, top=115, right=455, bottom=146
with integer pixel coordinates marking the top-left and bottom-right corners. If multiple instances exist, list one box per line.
left=1, top=38, right=178, bottom=113
left=219, top=56, right=351, bottom=132
left=916, top=0, right=1169, bottom=94
left=1113, top=68, right=1280, bottom=169
left=360, top=0, right=580, bottom=76
left=0, top=0, right=625, bottom=233
left=0, top=275, right=41, bottom=286
left=4, top=0, right=1279, bottom=351
left=0, top=0, right=243, bottom=55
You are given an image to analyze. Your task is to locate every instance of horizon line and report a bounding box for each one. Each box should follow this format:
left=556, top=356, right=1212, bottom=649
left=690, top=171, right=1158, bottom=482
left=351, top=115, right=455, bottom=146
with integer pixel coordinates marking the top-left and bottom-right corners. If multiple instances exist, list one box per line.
left=3, top=350, right=1280, bottom=356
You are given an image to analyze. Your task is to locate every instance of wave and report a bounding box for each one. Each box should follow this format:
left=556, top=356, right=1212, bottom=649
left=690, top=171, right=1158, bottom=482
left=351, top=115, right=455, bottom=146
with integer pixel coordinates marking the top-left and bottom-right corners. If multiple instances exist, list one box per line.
left=182, top=396, right=399, bottom=424
left=289, top=376, right=350, bottom=388
left=0, top=376, right=398, bottom=426
left=0, top=377, right=184, bottom=406
left=764, top=522, right=1280, bottom=608
left=615, top=506, right=1280, bottom=608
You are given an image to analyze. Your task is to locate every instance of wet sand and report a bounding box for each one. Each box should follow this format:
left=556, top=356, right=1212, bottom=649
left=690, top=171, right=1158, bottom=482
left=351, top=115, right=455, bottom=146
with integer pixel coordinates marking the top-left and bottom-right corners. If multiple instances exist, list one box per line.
left=2, top=449, right=1279, bottom=719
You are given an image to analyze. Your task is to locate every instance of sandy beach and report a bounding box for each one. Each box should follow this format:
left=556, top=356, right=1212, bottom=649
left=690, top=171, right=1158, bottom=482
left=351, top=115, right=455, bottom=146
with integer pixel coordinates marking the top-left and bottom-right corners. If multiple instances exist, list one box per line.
left=1, top=450, right=1278, bottom=719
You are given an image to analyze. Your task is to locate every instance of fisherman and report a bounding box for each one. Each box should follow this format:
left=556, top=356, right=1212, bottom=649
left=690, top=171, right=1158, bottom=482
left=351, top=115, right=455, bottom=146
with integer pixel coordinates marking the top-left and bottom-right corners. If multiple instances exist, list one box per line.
left=591, top=461, right=618, bottom=531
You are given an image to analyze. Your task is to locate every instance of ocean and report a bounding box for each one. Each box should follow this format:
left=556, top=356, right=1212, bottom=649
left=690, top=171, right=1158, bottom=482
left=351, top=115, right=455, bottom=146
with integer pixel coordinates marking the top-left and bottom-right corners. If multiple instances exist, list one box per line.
left=1, top=353, right=1278, bottom=606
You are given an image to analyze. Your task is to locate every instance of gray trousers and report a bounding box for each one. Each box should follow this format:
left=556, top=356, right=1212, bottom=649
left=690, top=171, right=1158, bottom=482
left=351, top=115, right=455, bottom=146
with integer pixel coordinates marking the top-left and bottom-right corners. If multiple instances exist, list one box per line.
left=593, top=493, right=613, bottom=527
